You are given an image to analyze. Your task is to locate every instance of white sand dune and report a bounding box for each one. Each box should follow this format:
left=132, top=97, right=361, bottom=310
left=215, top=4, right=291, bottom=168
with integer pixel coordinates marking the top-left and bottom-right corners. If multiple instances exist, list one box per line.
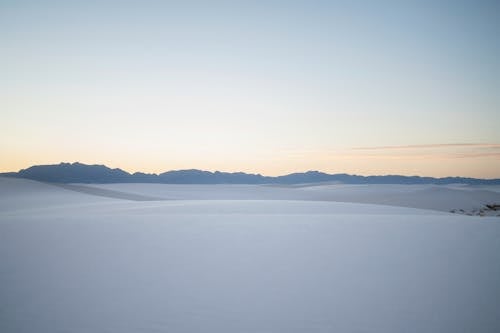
left=54, top=183, right=165, bottom=201
left=83, top=182, right=500, bottom=214
left=1, top=177, right=500, bottom=332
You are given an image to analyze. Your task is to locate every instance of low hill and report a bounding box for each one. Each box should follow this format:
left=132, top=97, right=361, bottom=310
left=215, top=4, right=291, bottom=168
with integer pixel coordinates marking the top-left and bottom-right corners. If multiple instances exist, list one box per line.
left=2, top=162, right=499, bottom=185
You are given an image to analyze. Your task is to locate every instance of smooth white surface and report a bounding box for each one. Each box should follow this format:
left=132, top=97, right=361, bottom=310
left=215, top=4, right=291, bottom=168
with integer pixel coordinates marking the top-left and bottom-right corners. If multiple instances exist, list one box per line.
left=1, top=177, right=500, bottom=332
left=84, top=182, right=500, bottom=213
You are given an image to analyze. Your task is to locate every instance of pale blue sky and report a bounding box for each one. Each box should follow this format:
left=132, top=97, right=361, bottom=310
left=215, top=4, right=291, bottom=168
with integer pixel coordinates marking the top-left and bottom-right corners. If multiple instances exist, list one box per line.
left=1, top=1, right=499, bottom=176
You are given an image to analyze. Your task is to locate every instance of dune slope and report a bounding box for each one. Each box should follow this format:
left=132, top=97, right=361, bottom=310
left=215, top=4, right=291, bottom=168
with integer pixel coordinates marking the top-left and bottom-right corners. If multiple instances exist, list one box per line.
left=1, top=178, right=499, bottom=333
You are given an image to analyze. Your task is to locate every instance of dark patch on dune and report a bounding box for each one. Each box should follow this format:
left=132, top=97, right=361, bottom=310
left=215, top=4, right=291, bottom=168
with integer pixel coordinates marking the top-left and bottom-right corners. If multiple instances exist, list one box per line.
left=53, top=184, right=166, bottom=201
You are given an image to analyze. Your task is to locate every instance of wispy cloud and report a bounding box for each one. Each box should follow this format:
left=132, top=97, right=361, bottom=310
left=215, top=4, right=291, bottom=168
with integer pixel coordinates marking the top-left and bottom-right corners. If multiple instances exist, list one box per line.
left=278, top=144, right=500, bottom=160
left=347, top=143, right=500, bottom=160
left=451, top=152, right=500, bottom=159
left=352, top=143, right=500, bottom=150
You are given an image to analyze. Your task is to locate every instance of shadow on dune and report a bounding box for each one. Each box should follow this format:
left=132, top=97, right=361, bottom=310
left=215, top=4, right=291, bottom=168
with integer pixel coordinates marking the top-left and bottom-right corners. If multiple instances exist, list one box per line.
left=53, top=183, right=167, bottom=201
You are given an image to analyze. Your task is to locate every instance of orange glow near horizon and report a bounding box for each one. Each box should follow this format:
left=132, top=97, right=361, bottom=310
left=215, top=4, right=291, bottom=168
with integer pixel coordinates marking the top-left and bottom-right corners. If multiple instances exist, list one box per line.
left=2, top=143, right=500, bottom=179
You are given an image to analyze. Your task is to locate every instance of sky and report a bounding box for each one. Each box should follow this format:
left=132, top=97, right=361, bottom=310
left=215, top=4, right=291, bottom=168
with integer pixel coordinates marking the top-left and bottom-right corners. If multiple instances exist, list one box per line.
left=1, top=0, right=499, bottom=177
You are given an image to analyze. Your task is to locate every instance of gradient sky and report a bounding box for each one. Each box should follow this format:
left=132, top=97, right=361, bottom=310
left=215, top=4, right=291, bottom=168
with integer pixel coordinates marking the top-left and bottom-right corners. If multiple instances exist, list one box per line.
left=1, top=0, right=499, bottom=177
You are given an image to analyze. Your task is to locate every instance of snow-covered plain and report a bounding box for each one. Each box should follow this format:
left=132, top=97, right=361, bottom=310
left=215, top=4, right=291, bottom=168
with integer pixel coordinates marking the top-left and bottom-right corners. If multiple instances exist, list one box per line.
left=1, top=177, right=500, bottom=332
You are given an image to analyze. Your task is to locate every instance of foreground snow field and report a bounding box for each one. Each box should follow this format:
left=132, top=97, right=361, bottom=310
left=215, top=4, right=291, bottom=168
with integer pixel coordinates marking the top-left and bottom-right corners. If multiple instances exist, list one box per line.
left=1, top=177, right=499, bottom=332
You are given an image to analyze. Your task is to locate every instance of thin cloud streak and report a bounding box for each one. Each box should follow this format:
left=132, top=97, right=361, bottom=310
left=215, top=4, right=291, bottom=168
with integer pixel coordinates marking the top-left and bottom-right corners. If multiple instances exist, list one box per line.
left=352, top=143, right=500, bottom=150
left=452, top=152, right=500, bottom=159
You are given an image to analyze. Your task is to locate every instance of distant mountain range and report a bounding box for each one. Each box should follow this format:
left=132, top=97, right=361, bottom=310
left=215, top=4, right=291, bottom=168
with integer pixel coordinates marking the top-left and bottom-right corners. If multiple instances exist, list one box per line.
left=1, top=162, right=499, bottom=185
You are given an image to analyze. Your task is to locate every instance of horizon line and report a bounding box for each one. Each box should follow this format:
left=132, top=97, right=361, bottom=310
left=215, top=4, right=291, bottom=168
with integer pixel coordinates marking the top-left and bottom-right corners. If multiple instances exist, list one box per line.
left=3, top=161, right=500, bottom=181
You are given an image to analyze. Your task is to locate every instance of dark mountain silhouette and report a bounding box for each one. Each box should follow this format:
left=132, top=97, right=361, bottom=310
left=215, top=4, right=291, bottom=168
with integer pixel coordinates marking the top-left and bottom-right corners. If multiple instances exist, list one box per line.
left=158, top=169, right=269, bottom=184
left=1, top=162, right=499, bottom=185
left=275, top=171, right=341, bottom=184
left=13, top=162, right=131, bottom=183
